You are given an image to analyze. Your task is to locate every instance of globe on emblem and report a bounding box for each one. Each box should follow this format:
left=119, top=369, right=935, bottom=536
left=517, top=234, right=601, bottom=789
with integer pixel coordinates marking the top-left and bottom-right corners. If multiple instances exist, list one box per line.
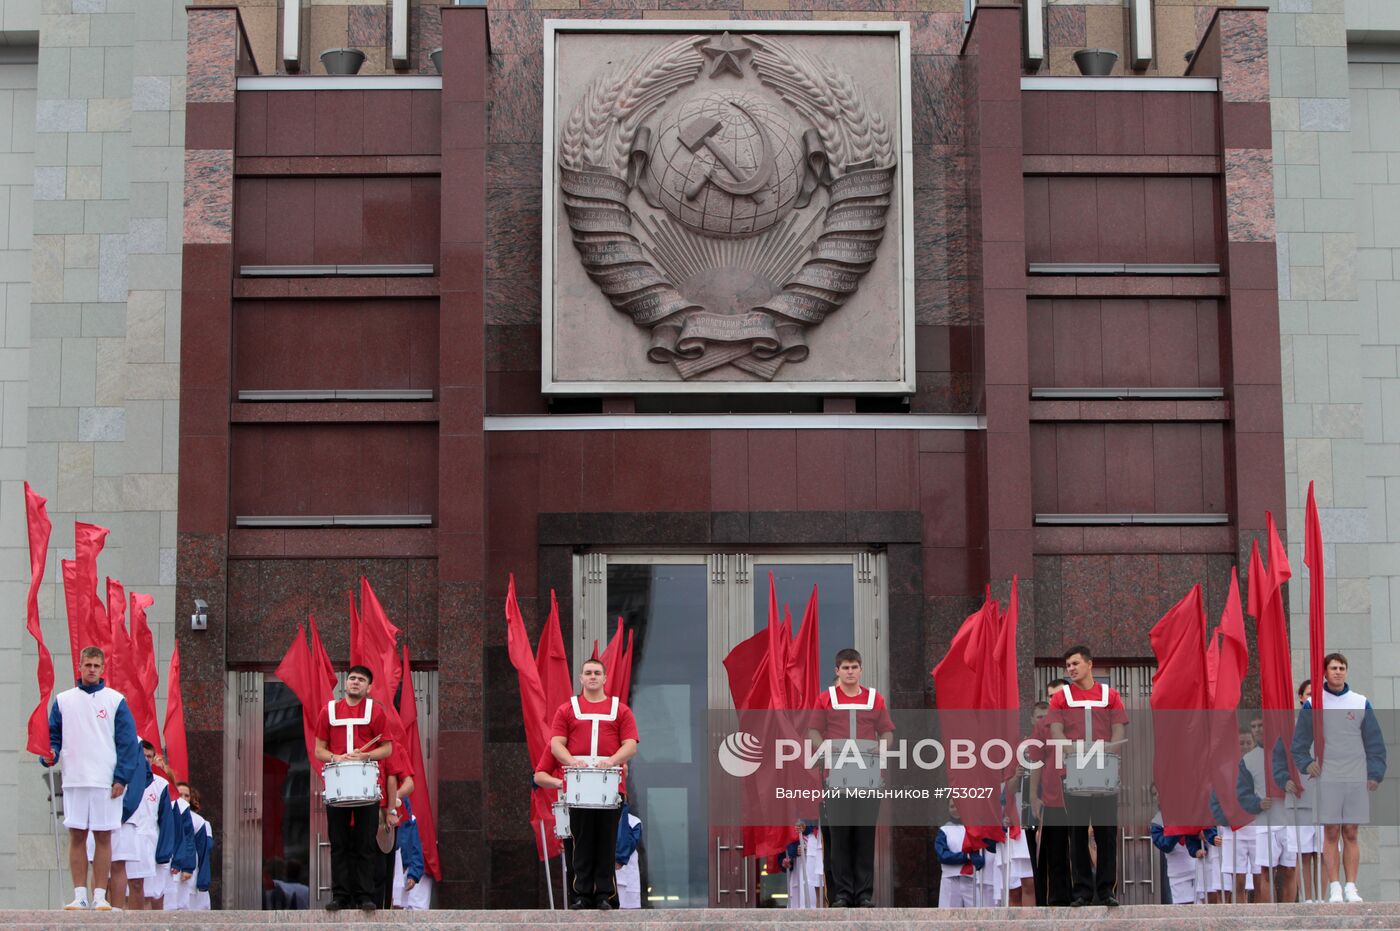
left=649, top=92, right=802, bottom=239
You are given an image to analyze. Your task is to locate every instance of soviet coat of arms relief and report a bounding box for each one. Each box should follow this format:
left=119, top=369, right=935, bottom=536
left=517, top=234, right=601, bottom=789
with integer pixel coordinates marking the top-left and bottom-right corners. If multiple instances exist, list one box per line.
left=546, top=24, right=912, bottom=393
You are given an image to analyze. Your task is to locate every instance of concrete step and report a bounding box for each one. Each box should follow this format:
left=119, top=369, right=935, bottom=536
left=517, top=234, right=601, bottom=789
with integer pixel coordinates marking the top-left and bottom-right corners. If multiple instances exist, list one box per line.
left=4, top=903, right=1400, bottom=929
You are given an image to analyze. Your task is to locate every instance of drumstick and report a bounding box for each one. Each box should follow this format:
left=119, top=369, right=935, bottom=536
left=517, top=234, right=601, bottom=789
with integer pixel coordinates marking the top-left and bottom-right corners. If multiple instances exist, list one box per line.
left=355, top=734, right=383, bottom=754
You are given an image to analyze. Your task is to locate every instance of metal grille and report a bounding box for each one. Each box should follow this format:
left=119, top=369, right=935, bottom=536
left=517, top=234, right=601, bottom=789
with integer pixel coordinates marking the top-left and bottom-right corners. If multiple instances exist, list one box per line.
left=1035, top=663, right=1160, bottom=905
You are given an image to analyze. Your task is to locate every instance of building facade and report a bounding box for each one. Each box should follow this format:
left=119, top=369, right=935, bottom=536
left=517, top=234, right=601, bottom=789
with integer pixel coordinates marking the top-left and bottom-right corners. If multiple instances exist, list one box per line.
left=0, top=0, right=1397, bottom=910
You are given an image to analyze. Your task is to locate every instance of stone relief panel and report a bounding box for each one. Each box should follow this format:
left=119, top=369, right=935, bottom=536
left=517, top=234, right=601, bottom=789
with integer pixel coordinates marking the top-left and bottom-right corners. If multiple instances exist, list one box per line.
left=544, top=22, right=913, bottom=394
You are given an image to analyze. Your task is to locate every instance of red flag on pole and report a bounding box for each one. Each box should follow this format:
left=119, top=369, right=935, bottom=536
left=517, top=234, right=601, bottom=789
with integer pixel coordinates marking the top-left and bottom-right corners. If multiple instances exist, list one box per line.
left=1208, top=569, right=1252, bottom=827
left=600, top=616, right=627, bottom=699
left=357, top=577, right=402, bottom=706
left=127, top=593, right=160, bottom=746
left=932, top=595, right=1004, bottom=841
left=788, top=585, right=821, bottom=709
left=1250, top=513, right=1298, bottom=794
left=398, top=646, right=441, bottom=879
left=276, top=624, right=324, bottom=775
left=723, top=626, right=769, bottom=710
left=105, top=578, right=130, bottom=694
left=1304, top=481, right=1326, bottom=768
left=24, top=483, right=55, bottom=759
left=506, top=574, right=550, bottom=767
left=535, top=590, right=571, bottom=716
left=1149, top=585, right=1213, bottom=833
left=65, top=522, right=110, bottom=676
left=163, top=641, right=188, bottom=791
left=614, top=629, right=635, bottom=706
left=309, top=615, right=337, bottom=699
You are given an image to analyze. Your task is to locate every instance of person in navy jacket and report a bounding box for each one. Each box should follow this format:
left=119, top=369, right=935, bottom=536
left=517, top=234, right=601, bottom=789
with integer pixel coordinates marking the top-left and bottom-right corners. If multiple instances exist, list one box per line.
left=1290, top=652, right=1386, bottom=903
left=935, top=803, right=988, bottom=908
left=1150, top=817, right=1216, bottom=904
left=392, top=798, right=432, bottom=910
left=43, top=646, right=143, bottom=911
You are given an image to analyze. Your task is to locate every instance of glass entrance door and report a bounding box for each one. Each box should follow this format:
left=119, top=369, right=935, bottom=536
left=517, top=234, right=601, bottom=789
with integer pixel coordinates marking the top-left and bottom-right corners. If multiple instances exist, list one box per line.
left=575, top=551, right=887, bottom=908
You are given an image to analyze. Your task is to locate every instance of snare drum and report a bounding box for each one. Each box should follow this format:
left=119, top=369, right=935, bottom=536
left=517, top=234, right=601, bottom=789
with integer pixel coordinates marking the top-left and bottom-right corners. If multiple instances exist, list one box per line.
left=322, top=760, right=382, bottom=807
left=1063, top=751, right=1120, bottom=796
left=827, top=739, right=882, bottom=791
left=563, top=765, right=623, bottom=809
left=552, top=800, right=572, bottom=839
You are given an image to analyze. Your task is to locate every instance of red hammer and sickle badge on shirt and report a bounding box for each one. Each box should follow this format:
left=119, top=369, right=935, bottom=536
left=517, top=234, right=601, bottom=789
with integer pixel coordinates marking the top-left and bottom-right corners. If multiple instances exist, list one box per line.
left=96, top=709, right=108, bottom=718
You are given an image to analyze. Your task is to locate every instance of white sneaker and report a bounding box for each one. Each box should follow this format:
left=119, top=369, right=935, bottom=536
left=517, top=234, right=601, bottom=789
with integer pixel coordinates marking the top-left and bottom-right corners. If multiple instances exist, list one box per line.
left=1328, top=881, right=1344, bottom=903
left=91, top=900, right=113, bottom=911
left=62, top=897, right=88, bottom=910
left=1344, top=882, right=1363, bottom=903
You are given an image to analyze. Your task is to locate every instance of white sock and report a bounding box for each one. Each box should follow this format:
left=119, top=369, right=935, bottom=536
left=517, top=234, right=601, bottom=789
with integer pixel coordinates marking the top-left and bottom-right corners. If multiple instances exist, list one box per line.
left=92, top=888, right=107, bottom=902
left=73, top=886, right=87, bottom=903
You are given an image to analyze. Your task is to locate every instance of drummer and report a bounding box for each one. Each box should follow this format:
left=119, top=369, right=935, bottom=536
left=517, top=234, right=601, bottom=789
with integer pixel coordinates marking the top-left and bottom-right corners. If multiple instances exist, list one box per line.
left=549, top=658, right=639, bottom=910
left=314, top=665, right=394, bottom=912
left=807, top=648, right=893, bottom=908
left=1046, top=645, right=1128, bottom=907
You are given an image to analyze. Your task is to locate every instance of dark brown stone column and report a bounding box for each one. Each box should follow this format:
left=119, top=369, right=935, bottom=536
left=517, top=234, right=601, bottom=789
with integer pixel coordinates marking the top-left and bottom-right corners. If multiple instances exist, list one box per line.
left=435, top=4, right=490, bottom=909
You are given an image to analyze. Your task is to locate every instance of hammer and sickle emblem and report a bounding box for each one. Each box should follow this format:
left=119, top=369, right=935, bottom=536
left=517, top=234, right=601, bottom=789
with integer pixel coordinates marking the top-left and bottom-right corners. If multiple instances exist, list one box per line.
left=681, top=100, right=775, bottom=203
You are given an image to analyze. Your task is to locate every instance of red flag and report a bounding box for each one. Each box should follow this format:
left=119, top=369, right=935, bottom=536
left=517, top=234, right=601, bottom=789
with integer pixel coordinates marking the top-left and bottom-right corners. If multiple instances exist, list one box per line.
left=723, top=626, right=769, bottom=710
left=932, top=595, right=1004, bottom=840
left=127, top=593, right=161, bottom=745
left=506, top=574, right=550, bottom=767
left=105, top=578, right=130, bottom=694
left=1304, top=481, right=1325, bottom=767
left=1208, top=569, right=1252, bottom=827
left=398, top=646, right=441, bottom=879
left=1149, top=585, right=1212, bottom=833
left=275, top=624, right=324, bottom=775
left=357, top=577, right=402, bottom=705
left=163, top=641, right=188, bottom=788
left=614, top=629, right=635, bottom=706
left=788, top=585, right=821, bottom=709
left=600, top=616, right=627, bottom=699
left=1250, top=514, right=1298, bottom=795
left=536, top=590, right=572, bottom=716
left=309, top=615, right=337, bottom=697
left=65, top=522, right=109, bottom=676
left=991, top=579, right=1020, bottom=785
left=24, top=483, right=55, bottom=759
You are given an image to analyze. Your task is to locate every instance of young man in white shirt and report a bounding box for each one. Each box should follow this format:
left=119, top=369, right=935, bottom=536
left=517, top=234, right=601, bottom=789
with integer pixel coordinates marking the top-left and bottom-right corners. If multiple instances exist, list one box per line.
left=1291, top=653, right=1387, bottom=903
left=44, top=646, right=143, bottom=911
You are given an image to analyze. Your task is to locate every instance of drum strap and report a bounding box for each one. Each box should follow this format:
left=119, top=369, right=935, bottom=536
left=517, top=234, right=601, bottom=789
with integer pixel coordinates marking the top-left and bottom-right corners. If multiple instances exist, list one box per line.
left=828, top=685, right=877, bottom=741
left=570, top=695, right=618, bottom=759
left=328, top=698, right=374, bottom=752
left=1061, top=684, right=1108, bottom=745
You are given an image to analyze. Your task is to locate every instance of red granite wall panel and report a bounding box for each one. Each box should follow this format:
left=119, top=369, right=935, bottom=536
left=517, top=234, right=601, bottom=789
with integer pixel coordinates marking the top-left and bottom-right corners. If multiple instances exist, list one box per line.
left=1026, top=177, right=1220, bottom=265
left=233, top=299, right=438, bottom=390
left=1033, top=422, right=1228, bottom=515
left=1029, top=299, right=1223, bottom=388
left=230, top=423, right=438, bottom=517
left=238, top=89, right=441, bottom=158
left=1023, top=91, right=1218, bottom=157
left=234, top=176, right=440, bottom=266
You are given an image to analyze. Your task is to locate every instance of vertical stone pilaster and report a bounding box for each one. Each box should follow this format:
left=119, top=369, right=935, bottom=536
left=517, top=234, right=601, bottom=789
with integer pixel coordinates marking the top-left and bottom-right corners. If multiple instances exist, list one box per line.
left=435, top=3, right=489, bottom=908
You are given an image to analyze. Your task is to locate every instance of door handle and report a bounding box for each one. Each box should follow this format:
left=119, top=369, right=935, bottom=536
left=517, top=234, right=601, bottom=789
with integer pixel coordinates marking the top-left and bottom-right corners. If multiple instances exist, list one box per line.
left=715, top=836, right=728, bottom=896
left=316, top=833, right=331, bottom=895
left=735, top=842, right=748, bottom=903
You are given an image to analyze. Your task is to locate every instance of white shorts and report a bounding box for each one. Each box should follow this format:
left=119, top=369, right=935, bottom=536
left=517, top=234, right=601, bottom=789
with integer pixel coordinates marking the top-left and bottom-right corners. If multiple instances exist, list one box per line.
left=144, top=863, right=168, bottom=898
left=165, top=873, right=191, bottom=910
left=1221, top=829, right=1257, bottom=876
left=1169, top=871, right=1202, bottom=905
left=1256, top=826, right=1295, bottom=868
left=125, top=832, right=156, bottom=880
left=189, top=889, right=210, bottom=910
left=1203, top=845, right=1224, bottom=893
left=1317, top=782, right=1370, bottom=825
left=1286, top=822, right=1319, bottom=854
left=64, top=786, right=123, bottom=832
left=112, top=822, right=145, bottom=865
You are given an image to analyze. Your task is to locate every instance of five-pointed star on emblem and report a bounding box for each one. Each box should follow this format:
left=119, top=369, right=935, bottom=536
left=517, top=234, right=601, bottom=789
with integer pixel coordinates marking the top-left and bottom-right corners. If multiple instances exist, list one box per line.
left=697, top=32, right=753, bottom=78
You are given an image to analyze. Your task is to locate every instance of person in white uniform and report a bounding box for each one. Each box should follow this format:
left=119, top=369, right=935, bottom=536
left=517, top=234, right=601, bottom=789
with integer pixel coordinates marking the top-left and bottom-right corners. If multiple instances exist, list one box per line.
left=1291, top=653, right=1387, bottom=903
left=1151, top=811, right=1214, bottom=905
left=391, top=798, right=433, bottom=910
left=781, top=820, right=823, bottom=908
left=43, top=646, right=144, bottom=912
left=935, top=804, right=988, bottom=908
left=614, top=799, right=643, bottom=909
left=1278, top=680, right=1322, bottom=901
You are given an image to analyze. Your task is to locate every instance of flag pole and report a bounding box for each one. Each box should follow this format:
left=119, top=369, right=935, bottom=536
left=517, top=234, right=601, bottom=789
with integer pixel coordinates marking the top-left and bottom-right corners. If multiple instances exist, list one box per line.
left=540, top=819, right=554, bottom=910
left=46, top=767, right=60, bottom=864
left=561, top=841, right=569, bottom=909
